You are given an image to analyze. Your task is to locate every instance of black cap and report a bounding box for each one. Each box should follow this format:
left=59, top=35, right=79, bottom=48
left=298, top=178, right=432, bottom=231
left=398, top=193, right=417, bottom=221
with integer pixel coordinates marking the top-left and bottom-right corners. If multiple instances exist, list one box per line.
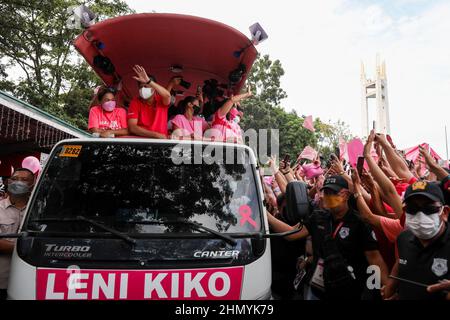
left=403, top=181, right=445, bottom=204
left=321, top=175, right=349, bottom=192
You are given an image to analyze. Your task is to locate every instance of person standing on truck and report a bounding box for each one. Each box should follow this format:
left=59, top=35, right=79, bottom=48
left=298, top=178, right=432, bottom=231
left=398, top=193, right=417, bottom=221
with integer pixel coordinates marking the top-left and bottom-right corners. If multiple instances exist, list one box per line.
left=127, top=65, right=172, bottom=139
left=171, top=96, right=209, bottom=140
left=88, top=87, right=129, bottom=137
left=207, top=86, right=252, bottom=143
left=0, top=168, right=35, bottom=300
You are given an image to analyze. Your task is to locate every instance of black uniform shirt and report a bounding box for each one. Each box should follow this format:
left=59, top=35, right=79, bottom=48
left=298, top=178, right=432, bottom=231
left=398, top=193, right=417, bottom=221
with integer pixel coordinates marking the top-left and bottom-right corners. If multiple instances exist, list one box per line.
left=397, top=223, right=450, bottom=300
left=304, top=209, right=379, bottom=289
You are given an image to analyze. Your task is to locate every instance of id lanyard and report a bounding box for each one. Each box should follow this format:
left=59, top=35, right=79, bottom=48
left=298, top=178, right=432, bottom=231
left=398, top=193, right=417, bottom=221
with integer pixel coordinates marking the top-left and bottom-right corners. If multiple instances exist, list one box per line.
left=331, top=221, right=345, bottom=239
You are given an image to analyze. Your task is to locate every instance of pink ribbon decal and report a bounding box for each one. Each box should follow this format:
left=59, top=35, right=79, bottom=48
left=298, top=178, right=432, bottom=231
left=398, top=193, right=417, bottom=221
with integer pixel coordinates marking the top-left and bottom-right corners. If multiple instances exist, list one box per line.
left=239, top=205, right=257, bottom=229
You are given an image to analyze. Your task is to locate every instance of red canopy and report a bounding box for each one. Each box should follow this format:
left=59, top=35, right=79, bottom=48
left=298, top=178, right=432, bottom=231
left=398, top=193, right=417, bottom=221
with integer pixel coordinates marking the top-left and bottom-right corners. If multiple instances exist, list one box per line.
left=73, top=13, right=258, bottom=101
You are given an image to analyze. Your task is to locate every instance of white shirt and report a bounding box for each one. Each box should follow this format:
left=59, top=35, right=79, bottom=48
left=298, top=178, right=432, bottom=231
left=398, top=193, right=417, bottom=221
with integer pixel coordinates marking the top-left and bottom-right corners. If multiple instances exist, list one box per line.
left=0, top=197, right=26, bottom=289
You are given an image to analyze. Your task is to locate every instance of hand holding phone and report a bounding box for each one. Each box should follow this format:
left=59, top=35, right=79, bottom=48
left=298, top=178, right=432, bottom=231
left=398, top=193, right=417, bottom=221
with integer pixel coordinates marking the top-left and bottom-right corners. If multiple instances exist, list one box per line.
left=356, top=156, right=365, bottom=177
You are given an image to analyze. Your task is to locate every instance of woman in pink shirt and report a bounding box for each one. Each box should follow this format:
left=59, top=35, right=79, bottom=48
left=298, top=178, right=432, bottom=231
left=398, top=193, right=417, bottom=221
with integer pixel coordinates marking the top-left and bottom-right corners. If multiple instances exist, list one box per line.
left=207, top=87, right=252, bottom=143
left=171, top=96, right=209, bottom=140
left=88, top=87, right=129, bottom=137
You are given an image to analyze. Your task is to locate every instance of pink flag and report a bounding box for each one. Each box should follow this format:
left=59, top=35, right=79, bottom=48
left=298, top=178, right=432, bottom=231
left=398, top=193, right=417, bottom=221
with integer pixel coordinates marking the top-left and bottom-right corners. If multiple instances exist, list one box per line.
left=299, top=146, right=318, bottom=161
left=347, top=138, right=364, bottom=167
left=303, top=116, right=315, bottom=132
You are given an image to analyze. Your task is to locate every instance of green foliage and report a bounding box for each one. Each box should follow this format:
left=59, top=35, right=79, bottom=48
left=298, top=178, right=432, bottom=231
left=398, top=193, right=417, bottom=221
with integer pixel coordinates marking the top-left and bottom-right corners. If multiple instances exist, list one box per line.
left=0, top=0, right=133, bottom=129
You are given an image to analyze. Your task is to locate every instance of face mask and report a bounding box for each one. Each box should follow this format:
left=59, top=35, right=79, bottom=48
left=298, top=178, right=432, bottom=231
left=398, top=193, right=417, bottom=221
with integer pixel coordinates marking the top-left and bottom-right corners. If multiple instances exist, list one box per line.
left=233, top=116, right=241, bottom=124
left=322, top=194, right=345, bottom=209
left=8, top=181, right=31, bottom=196
left=139, top=87, right=154, bottom=99
left=193, top=105, right=201, bottom=115
left=102, top=100, right=116, bottom=112
left=405, top=210, right=442, bottom=240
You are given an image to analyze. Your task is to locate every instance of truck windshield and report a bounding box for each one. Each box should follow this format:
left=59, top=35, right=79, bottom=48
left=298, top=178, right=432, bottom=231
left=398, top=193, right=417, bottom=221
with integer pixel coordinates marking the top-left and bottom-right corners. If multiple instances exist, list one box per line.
left=26, top=142, right=262, bottom=235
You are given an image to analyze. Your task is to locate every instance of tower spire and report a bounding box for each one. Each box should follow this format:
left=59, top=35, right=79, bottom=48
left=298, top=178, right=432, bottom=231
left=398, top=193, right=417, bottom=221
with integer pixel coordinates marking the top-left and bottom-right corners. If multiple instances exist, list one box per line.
left=361, top=55, right=391, bottom=136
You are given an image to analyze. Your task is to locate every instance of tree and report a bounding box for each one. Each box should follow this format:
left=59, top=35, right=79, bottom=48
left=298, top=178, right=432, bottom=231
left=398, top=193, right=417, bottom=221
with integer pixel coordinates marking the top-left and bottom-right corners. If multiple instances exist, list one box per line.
left=241, top=55, right=316, bottom=159
left=0, top=0, right=134, bottom=128
left=315, top=119, right=354, bottom=160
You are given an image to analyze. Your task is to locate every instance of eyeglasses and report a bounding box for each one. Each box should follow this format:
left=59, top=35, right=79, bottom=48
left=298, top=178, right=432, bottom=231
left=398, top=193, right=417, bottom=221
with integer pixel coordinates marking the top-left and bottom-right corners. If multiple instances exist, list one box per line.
left=405, top=204, right=443, bottom=215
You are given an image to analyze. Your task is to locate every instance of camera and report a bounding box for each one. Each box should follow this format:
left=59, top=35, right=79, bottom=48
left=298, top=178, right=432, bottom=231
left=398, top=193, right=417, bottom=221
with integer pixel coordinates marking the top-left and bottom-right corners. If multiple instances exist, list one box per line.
left=228, top=64, right=247, bottom=84
left=203, top=79, right=225, bottom=99
left=179, top=79, right=191, bottom=89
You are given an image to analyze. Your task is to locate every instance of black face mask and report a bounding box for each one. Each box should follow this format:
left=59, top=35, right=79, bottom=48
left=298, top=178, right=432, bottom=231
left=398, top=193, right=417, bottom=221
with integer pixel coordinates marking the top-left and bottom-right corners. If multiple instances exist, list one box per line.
left=193, top=105, right=201, bottom=115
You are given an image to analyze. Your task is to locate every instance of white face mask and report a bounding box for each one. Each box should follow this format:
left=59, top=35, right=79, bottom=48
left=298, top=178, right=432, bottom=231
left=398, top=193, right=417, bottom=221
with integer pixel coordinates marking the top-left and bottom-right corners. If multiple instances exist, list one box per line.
left=405, top=210, right=443, bottom=240
left=139, top=87, right=154, bottom=99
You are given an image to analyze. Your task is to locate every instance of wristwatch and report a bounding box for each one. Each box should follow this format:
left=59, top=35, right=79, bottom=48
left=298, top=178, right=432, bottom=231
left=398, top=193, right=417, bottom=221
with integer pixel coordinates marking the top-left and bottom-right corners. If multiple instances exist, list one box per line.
left=145, top=76, right=156, bottom=84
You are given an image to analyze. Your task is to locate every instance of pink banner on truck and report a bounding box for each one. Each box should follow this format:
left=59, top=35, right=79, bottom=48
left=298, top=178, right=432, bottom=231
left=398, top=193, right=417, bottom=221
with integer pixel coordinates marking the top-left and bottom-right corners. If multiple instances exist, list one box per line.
left=36, top=267, right=244, bottom=300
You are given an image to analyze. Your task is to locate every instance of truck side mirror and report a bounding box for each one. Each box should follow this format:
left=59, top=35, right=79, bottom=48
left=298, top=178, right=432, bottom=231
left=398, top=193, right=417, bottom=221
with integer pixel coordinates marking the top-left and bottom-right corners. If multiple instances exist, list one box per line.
left=285, top=181, right=311, bottom=225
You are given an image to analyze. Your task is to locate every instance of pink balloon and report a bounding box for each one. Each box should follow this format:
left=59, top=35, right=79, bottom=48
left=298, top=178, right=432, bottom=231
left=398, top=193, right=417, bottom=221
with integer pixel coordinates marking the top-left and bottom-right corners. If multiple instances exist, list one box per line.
left=22, top=156, right=41, bottom=174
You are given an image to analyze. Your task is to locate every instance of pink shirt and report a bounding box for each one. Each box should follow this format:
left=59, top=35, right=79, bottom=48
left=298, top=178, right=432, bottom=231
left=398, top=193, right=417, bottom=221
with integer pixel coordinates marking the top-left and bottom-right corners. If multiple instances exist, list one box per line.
left=209, top=110, right=242, bottom=143
left=88, top=106, right=128, bottom=130
left=171, top=114, right=208, bottom=138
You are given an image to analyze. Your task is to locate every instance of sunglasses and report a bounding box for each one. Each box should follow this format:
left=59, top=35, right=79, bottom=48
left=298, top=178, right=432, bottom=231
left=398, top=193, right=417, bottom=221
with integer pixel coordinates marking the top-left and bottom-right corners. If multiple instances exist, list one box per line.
left=322, top=188, right=340, bottom=196
left=405, top=204, right=443, bottom=215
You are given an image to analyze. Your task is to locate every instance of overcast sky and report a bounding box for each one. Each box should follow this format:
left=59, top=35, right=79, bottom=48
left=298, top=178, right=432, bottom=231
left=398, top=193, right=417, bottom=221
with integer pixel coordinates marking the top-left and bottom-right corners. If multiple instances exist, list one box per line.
left=131, top=0, right=449, bottom=156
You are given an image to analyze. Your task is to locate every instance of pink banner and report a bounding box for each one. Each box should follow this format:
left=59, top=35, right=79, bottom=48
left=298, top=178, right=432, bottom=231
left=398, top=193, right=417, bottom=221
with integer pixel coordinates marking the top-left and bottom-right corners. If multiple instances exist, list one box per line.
left=299, top=146, right=317, bottom=161
left=347, top=138, right=364, bottom=167
left=303, top=115, right=315, bottom=132
left=36, top=267, right=243, bottom=300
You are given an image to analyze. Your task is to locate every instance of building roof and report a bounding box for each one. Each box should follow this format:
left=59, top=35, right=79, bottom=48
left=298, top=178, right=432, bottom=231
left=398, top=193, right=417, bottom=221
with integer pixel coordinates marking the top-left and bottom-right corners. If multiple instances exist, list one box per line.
left=0, top=90, right=90, bottom=155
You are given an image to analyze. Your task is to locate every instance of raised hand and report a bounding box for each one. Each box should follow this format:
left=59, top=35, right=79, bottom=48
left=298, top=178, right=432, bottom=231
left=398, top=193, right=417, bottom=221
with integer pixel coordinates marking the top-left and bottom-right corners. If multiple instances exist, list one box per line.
left=268, top=155, right=278, bottom=175
left=419, top=145, right=436, bottom=168
left=361, top=170, right=375, bottom=192
left=364, top=129, right=376, bottom=157
left=351, top=168, right=361, bottom=185
left=330, top=158, right=344, bottom=175
left=132, top=65, right=150, bottom=84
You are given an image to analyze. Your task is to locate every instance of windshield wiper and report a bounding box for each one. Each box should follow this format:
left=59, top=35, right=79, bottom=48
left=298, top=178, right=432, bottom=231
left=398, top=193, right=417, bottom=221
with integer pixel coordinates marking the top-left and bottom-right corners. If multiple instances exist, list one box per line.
left=125, top=220, right=237, bottom=246
left=29, top=216, right=136, bottom=246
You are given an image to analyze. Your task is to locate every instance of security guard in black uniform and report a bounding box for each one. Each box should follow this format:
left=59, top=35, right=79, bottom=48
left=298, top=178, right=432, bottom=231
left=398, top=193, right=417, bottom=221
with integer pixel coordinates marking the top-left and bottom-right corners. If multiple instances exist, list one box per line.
left=384, top=181, right=450, bottom=300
